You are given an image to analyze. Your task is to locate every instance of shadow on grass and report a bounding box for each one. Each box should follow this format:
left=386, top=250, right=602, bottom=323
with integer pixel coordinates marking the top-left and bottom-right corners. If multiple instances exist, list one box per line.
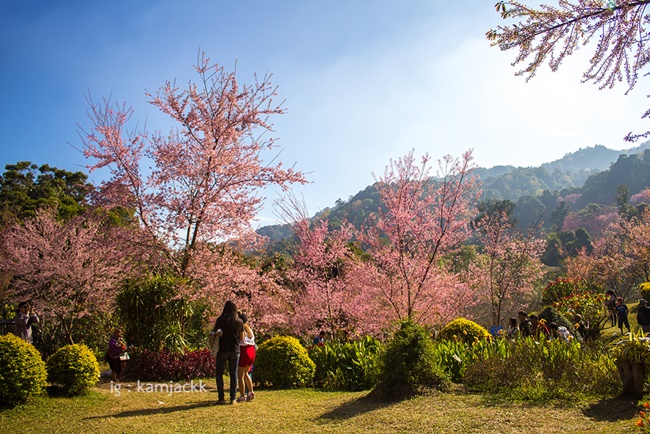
left=46, top=385, right=74, bottom=398
left=582, top=396, right=640, bottom=422
left=84, top=400, right=215, bottom=419
left=473, top=392, right=640, bottom=423
left=317, top=393, right=395, bottom=421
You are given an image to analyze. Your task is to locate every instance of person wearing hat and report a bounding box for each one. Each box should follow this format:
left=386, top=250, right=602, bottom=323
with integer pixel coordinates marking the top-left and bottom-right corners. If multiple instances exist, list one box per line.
left=14, top=301, right=39, bottom=344
left=637, top=299, right=650, bottom=334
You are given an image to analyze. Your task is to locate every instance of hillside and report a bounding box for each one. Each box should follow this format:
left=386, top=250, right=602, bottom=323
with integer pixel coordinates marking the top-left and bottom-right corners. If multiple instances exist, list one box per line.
left=477, top=142, right=650, bottom=201
left=257, top=142, right=650, bottom=246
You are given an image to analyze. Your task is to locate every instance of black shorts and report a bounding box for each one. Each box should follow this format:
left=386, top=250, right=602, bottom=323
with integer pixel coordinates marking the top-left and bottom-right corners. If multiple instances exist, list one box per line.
left=108, top=356, right=123, bottom=373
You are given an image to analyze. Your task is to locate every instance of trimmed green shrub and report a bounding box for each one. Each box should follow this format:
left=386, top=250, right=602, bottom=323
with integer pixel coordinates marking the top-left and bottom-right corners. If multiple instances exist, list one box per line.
left=47, top=344, right=100, bottom=395
left=438, top=318, right=490, bottom=344
left=0, top=333, right=47, bottom=404
left=255, top=336, right=315, bottom=388
left=640, top=282, right=650, bottom=303
left=308, top=336, right=382, bottom=391
left=372, top=321, right=450, bottom=401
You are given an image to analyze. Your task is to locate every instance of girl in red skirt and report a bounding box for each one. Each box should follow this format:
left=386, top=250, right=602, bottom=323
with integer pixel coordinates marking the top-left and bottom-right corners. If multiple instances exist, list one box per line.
left=237, top=311, right=256, bottom=402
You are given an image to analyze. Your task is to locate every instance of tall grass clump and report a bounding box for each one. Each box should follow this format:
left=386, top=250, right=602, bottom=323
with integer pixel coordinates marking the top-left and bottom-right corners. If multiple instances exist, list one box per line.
left=431, top=339, right=471, bottom=383
left=463, top=336, right=620, bottom=401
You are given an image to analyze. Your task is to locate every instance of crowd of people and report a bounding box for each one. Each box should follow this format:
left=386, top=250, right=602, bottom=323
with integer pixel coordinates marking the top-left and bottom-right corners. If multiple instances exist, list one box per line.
left=505, top=311, right=583, bottom=342
left=504, top=293, right=650, bottom=343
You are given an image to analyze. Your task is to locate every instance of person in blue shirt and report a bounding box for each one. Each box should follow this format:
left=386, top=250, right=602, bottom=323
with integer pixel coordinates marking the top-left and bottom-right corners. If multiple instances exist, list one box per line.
left=313, top=330, right=325, bottom=346
left=616, top=297, right=631, bottom=334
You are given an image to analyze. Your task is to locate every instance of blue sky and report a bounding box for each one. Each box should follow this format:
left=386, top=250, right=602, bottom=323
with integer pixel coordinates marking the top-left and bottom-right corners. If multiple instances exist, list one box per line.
left=1, top=1, right=649, bottom=226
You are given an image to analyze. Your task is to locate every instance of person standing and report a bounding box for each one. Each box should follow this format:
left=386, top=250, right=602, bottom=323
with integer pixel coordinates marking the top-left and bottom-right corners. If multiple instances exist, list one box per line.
left=106, top=328, right=128, bottom=382
left=616, top=297, right=631, bottom=334
left=605, top=290, right=617, bottom=327
left=637, top=299, right=650, bottom=334
left=236, top=311, right=256, bottom=402
left=14, top=301, right=39, bottom=344
left=214, top=300, right=244, bottom=405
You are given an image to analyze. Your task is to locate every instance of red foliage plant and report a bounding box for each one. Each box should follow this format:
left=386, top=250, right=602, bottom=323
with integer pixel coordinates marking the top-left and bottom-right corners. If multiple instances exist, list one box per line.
left=126, top=348, right=215, bottom=382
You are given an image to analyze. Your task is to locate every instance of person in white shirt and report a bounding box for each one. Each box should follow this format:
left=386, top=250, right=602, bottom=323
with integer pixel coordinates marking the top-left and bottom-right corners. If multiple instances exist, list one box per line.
left=236, top=311, right=256, bottom=402
left=14, top=301, right=39, bottom=344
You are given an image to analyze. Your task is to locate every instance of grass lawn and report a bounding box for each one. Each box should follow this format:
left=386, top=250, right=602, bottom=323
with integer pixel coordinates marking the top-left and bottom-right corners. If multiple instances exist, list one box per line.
left=0, top=382, right=643, bottom=434
left=1, top=304, right=646, bottom=433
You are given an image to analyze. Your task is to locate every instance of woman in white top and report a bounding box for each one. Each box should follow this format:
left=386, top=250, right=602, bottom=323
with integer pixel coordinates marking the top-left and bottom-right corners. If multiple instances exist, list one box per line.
left=506, top=317, right=519, bottom=340
left=237, top=311, right=256, bottom=402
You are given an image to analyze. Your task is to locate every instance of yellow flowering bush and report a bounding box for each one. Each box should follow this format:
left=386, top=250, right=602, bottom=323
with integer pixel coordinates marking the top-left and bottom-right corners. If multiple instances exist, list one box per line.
left=255, top=336, right=315, bottom=388
left=0, top=333, right=47, bottom=404
left=438, top=318, right=490, bottom=344
left=47, top=344, right=100, bottom=395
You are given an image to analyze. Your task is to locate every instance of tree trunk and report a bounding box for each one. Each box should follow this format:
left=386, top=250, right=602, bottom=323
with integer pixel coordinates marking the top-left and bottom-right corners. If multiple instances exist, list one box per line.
left=617, top=360, right=646, bottom=398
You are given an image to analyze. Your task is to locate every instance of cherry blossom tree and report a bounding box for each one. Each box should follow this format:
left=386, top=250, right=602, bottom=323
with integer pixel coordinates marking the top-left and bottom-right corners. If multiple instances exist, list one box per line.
left=466, top=209, right=545, bottom=327
left=272, top=193, right=368, bottom=336
left=565, top=211, right=650, bottom=299
left=0, top=208, right=139, bottom=344
left=288, top=217, right=360, bottom=336
left=488, top=0, right=650, bottom=141
left=80, top=53, right=306, bottom=282
left=562, top=205, right=619, bottom=238
left=355, top=150, right=481, bottom=327
left=620, top=208, right=650, bottom=283
left=79, top=54, right=307, bottom=318
left=186, top=242, right=294, bottom=334
left=630, top=188, right=650, bottom=206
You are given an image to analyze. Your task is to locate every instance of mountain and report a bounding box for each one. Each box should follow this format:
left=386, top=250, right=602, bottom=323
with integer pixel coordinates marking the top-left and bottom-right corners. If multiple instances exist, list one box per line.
left=477, top=142, right=650, bottom=201
left=257, top=142, right=650, bottom=246
left=473, top=143, right=650, bottom=181
left=541, top=143, right=650, bottom=173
